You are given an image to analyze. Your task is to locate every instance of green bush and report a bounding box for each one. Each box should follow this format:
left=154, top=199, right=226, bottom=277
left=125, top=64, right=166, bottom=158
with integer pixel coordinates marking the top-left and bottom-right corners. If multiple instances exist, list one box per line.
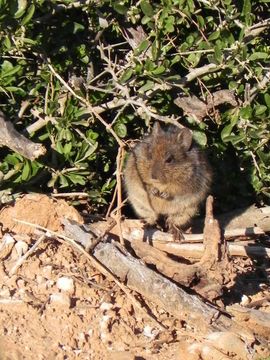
left=0, top=0, right=269, bottom=213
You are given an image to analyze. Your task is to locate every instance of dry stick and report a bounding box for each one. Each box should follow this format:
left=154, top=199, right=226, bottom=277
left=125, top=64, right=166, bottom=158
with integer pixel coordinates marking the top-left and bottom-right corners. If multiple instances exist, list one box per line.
left=179, top=63, right=224, bottom=84
left=110, top=219, right=266, bottom=241
left=26, top=109, right=56, bottom=134
left=153, top=242, right=270, bottom=259
left=91, top=220, right=270, bottom=259
left=51, top=192, right=89, bottom=198
left=18, top=100, right=30, bottom=119
left=9, top=234, right=46, bottom=276
left=105, top=185, right=118, bottom=218
left=0, top=111, right=46, bottom=160
left=13, top=219, right=166, bottom=329
left=244, top=18, right=270, bottom=41
left=115, top=147, right=125, bottom=245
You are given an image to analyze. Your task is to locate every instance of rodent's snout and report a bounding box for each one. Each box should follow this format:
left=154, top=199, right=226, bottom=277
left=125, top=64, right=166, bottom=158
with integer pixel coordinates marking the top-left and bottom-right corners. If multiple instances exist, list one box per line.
left=151, top=167, right=158, bottom=180
left=151, top=164, right=160, bottom=181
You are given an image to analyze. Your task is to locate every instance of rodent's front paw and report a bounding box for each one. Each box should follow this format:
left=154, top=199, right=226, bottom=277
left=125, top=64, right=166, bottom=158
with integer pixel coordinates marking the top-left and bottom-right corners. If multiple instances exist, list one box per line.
left=151, top=187, right=159, bottom=196
left=159, top=191, right=169, bottom=199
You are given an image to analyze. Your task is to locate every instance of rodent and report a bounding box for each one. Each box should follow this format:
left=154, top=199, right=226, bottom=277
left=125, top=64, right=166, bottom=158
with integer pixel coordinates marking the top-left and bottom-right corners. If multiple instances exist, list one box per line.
left=124, top=122, right=212, bottom=238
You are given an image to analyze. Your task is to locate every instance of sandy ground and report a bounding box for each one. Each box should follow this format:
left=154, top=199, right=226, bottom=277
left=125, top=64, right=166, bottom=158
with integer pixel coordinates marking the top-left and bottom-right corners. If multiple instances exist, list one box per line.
left=0, top=194, right=269, bottom=359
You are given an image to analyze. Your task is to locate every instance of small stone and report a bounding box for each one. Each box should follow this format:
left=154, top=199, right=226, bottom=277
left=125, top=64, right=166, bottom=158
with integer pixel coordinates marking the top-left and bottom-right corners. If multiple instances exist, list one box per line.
left=240, top=294, right=251, bottom=306
left=0, top=287, right=11, bottom=298
left=56, top=277, right=74, bottom=294
left=42, top=265, right=53, bottom=278
left=100, top=302, right=113, bottom=311
left=15, top=241, right=28, bottom=257
left=50, top=292, right=71, bottom=308
left=143, top=325, right=159, bottom=340
left=16, top=279, right=25, bottom=288
left=36, top=275, right=45, bottom=285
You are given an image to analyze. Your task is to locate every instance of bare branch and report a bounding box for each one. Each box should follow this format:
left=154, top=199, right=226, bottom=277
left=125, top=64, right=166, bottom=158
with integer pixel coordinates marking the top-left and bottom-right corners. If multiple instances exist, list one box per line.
left=0, top=110, right=46, bottom=160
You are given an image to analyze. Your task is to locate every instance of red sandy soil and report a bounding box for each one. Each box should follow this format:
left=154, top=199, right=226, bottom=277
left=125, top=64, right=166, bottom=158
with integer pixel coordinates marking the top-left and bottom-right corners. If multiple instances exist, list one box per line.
left=0, top=194, right=269, bottom=359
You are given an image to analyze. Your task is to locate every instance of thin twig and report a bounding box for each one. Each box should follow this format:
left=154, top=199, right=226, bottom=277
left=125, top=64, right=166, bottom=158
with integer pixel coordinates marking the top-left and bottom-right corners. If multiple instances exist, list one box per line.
left=106, top=184, right=118, bottom=218
left=9, top=234, right=46, bottom=276
left=27, top=109, right=56, bottom=134
left=181, top=63, right=224, bottom=84
left=51, top=192, right=89, bottom=198
left=116, top=147, right=125, bottom=245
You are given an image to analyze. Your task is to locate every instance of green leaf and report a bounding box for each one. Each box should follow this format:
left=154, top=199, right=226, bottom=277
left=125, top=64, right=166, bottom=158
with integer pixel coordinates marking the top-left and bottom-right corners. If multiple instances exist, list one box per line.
left=214, top=43, right=222, bottom=63
left=228, top=134, right=246, bottom=145
left=249, top=52, right=268, bottom=61
left=208, top=30, right=220, bottom=41
left=242, top=0, right=251, bottom=23
left=151, top=39, right=158, bottom=61
left=21, top=4, right=35, bottom=25
left=187, top=52, right=201, bottom=67
left=141, top=15, right=151, bottom=25
left=67, top=173, right=86, bottom=185
left=63, top=142, right=72, bottom=154
left=264, top=93, right=270, bottom=108
left=21, top=161, right=31, bottom=181
left=114, top=123, right=127, bottom=138
left=5, top=154, right=21, bottom=166
left=1, top=62, right=21, bottom=78
left=257, top=150, right=270, bottom=166
left=120, top=68, right=133, bottom=83
left=151, top=65, right=165, bottom=75
left=136, top=39, right=150, bottom=55
left=192, top=130, right=207, bottom=146
left=140, top=1, right=154, bottom=17
left=240, top=106, right=252, bottom=119
left=14, top=0, right=27, bottom=18
left=73, top=22, right=85, bottom=34
left=165, top=16, right=175, bottom=33
left=254, top=105, right=267, bottom=116
left=221, top=115, right=239, bottom=141
left=59, top=174, right=69, bottom=188
left=113, top=3, right=127, bottom=14
left=138, top=80, right=154, bottom=93
left=4, top=86, right=26, bottom=95
left=3, top=36, right=12, bottom=50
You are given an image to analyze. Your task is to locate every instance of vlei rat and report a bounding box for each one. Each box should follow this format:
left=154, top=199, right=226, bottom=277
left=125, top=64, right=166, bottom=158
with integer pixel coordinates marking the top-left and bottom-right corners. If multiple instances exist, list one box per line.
left=124, top=123, right=212, bottom=239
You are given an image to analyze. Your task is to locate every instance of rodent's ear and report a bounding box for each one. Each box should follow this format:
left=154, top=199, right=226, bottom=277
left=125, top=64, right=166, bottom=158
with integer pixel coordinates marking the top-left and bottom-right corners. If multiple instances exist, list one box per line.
left=177, top=128, right=193, bottom=151
left=151, top=122, right=161, bottom=137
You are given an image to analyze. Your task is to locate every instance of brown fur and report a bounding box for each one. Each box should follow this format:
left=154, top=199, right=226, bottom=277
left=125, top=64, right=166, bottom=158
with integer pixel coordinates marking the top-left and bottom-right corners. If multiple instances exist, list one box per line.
left=124, top=123, right=212, bottom=233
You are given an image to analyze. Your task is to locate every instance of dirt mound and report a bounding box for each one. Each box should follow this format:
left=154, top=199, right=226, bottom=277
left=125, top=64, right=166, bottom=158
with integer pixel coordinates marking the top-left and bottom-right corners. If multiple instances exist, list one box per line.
left=0, top=193, right=83, bottom=235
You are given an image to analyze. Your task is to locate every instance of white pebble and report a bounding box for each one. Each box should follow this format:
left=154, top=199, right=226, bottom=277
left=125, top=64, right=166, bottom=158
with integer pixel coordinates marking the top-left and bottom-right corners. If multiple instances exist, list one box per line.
left=50, top=293, right=71, bottom=308
left=56, top=276, right=74, bottom=293
left=100, top=302, right=113, bottom=311
left=15, top=241, right=28, bottom=257
left=2, top=233, right=15, bottom=245
left=240, top=294, right=251, bottom=306
left=143, top=325, right=158, bottom=339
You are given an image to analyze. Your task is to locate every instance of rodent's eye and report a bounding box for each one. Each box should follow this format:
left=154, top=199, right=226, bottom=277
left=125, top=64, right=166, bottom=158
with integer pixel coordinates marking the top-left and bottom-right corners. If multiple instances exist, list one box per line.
left=165, top=154, right=174, bottom=164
